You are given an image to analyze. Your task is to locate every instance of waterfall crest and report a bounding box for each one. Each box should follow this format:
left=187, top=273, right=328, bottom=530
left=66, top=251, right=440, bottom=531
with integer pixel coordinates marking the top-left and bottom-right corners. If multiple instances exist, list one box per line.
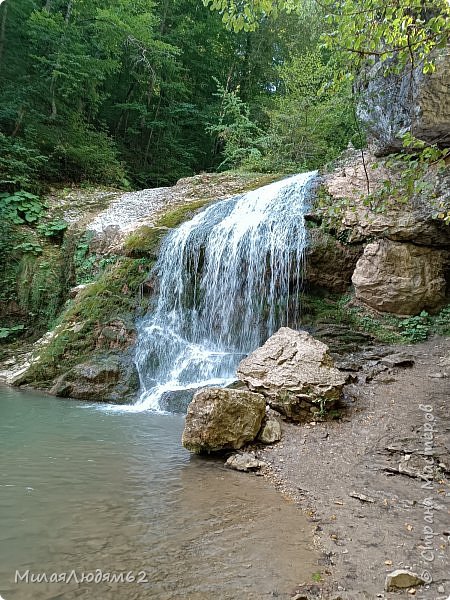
left=134, top=171, right=317, bottom=410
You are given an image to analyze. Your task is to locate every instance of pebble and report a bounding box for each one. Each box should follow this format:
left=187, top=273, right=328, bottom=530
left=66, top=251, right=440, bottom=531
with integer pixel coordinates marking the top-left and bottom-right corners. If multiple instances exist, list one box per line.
left=385, top=570, right=425, bottom=591
left=438, top=585, right=445, bottom=593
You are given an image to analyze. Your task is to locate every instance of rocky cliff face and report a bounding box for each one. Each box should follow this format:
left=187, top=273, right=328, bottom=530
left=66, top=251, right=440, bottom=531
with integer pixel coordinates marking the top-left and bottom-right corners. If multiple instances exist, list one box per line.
left=304, top=148, right=450, bottom=316
left=357, top=50, right=450, bottom=155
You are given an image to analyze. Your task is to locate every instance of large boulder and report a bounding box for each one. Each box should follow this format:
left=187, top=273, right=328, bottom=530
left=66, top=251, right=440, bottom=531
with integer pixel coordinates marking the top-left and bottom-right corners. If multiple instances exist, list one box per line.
left=358, top=50, right=450, bottom=155
left=182, top=388, right=266, bottom=453
left=237, top=328, right=346, bottom=421
left=50, top=354, right=139, bottom=403
left=352, top=240, right=448, bottom=315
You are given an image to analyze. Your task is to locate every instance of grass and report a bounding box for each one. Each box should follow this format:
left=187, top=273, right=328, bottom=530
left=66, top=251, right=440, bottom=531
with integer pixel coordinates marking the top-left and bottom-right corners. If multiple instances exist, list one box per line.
left=155, top=199, right=213, bottom=229
left=301, top=293, right=450, bottom=345
left=123, top=225, right=168, bottom=258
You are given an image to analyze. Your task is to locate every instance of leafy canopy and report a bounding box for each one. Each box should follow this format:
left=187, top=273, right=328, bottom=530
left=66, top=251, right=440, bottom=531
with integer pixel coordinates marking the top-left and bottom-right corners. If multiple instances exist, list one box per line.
left=204, top=0, right=450, bottom=74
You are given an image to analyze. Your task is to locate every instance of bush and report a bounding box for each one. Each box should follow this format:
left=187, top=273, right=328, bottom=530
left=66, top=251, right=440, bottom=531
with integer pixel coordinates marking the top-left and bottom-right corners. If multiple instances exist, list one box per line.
left=0, top=134, right=47, bottom=193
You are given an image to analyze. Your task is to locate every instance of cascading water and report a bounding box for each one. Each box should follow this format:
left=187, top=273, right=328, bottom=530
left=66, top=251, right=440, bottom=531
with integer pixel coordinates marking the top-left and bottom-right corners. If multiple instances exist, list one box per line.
left=134, top=171, right=317, bottom=411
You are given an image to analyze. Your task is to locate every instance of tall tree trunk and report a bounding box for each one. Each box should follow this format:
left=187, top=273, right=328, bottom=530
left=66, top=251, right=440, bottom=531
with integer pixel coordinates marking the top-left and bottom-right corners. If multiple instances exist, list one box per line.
left=240, top=33, right=252, bottom=102
left=65, top=0, right=73, bottom=23
left=0, top=2, right=8, bottom=68
left=115, top=82, right=136, bottom=135
left=12, top=108, right=24, bottom=137
left=144, top=95, right=162, bottom=166
left=159, top=0, right=170, bottom=35
left=44, top=0, right=52, bottom=13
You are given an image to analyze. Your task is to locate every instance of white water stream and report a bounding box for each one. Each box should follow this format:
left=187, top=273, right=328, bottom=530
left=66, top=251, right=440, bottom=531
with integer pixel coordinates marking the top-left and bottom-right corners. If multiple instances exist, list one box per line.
left=133, top=172, right=317, bottom=411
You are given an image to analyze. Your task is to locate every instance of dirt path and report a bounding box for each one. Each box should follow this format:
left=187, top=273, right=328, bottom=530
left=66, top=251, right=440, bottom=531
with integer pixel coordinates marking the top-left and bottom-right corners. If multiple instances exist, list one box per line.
left=259, top=337, right=450, bottom=599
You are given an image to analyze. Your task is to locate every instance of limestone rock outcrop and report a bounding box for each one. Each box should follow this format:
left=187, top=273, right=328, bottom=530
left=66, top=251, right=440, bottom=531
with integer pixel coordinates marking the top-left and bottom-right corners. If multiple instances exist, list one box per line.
left=237, top=328, right=346, bottom=421
left=358, top=50, right=450, bottom=155
left=323, top=154, right=450, bottom=248
left=182, top=388, right=266, bottom=453
left=352, top=240, right=448, bottom=315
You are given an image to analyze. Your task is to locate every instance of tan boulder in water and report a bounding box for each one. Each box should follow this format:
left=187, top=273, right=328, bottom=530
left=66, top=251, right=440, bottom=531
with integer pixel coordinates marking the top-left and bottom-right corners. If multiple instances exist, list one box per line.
left=237, top=328, right=346, bottom=421
left=182, top=388, right=266, bottom=454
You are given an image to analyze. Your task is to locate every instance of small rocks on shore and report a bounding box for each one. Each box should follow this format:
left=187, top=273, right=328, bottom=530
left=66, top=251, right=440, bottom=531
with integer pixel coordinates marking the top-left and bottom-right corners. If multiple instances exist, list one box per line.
left=225, top=452, right=267, bottom=472
left=385, top=569, right=425, bottom=591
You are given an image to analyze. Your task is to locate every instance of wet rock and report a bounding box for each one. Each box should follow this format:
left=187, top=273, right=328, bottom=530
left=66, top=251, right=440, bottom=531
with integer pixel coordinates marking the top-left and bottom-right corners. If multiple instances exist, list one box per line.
left=50, top=353, right=139, bottom=403
left=237, top=328, right=346, bottom=422
left=159, top=389, right=194, bottom=413
left=258, top=413, right=282, bottom=444
left=96, top=319, right=136, bottom=350
left=225, top=452, right=267, bottom=472
left=352, top=240, right=448, bottom=315
left=182, top=388, right=266, bottom=454
left=385, top=570, right=425, bottom=591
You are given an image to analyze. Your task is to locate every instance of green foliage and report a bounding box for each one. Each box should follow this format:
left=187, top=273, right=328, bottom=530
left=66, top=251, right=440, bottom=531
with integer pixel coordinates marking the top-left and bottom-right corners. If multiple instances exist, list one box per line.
left=13, top=241, right=43, bottom=255
left=37, top=219, right=68, bottom=239
left=244, top=50, right=361, bottom=172
left=206, top=0, right=450, bottom=75
left=398, top=311, right=430, bottom=343
left=207, top=79, right=263, bottom=170
left=431, top=306, right=450, bottom=336
left=369, top=134, right=450, bottom=218
left=0, top=325, right=25, bottom=341
left=73, top=232, right=119, bottom=285
left=319, top=0, right=450, bottom=76
left=16, top=247, right=69, bottom=328
left=303, top=293, right=450, bottom=345
left=0, top=190, right=46, bottom=224
left=0, top=133, right=48, bottom=193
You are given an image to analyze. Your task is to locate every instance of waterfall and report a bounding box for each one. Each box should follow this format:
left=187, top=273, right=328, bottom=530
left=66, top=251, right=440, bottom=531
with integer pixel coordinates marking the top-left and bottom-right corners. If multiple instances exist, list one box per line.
left=134, top=171, right=317, bottom=411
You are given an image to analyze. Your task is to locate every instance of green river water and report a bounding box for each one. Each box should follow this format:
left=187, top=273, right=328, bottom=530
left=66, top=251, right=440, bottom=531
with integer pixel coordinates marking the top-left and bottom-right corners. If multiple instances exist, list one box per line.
left=0, top=384, right=317, bottom=599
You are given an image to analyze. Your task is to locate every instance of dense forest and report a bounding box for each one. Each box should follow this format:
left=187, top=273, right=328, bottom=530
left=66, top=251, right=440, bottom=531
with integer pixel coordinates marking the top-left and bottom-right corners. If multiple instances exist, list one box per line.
left=1, top=0, right=449, bottom=194
left=0, top=0, right=368, bottom=194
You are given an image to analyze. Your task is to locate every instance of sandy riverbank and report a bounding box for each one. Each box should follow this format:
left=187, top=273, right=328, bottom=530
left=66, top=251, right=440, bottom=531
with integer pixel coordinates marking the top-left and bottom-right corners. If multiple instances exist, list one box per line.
left=256, top=337, right=450, bottom=599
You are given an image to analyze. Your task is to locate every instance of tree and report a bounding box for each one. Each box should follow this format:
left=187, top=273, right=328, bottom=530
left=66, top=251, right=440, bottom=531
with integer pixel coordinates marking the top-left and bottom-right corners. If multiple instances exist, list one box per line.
left=204, top=0, right=450, bottom=74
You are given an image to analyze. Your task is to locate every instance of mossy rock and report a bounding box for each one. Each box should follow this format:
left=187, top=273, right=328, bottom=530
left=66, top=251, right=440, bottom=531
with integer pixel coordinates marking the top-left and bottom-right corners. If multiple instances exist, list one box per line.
left=18, top=257, right=152, bottom=387
left=123, top=226, right=168, bottom=258
left=155, top=199, right=213, bottom=229
left=50, top=352, right=139, bottom=403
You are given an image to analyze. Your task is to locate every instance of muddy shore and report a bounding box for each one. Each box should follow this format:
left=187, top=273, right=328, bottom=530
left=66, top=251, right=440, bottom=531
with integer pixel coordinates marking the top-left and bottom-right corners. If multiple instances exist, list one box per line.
left=255, top=337, right=450, bottom=599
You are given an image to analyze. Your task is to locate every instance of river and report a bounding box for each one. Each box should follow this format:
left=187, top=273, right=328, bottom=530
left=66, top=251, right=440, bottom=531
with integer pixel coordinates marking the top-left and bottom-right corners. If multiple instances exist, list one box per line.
left=0, top=385, right=317, bottom=599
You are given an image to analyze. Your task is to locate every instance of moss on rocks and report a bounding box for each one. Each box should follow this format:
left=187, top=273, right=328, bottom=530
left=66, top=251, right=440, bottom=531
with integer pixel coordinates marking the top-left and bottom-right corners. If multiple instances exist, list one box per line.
left=18, top=257, right=152, bottom=387
left=123, top=226, right=168, bottom=258
left=155, top=199, right=213, bottom=229
left=301, top=292, right=450, bottom=348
